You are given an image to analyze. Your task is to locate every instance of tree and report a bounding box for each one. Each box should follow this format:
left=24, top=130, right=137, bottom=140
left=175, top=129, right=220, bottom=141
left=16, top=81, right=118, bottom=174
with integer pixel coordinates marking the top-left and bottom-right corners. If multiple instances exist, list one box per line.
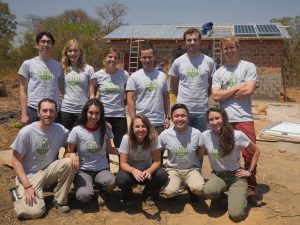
left=0, top=1, right=17, bottom=73
left=95, top=0, right=128, bottom=33
left=15, top=9, right=106, bottom=71
left=271, top=16, right=300, bottom=87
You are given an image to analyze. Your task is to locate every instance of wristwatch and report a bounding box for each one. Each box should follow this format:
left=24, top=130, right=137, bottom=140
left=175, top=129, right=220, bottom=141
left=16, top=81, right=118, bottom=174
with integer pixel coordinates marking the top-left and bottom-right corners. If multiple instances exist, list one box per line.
left=248, top=168, right=254, bottom=174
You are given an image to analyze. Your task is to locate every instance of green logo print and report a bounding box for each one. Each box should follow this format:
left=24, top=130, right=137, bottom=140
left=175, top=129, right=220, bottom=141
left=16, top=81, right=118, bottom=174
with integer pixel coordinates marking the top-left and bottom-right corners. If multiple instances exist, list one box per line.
left=146, top=81, right=158, bottom=92
left=36, top=138, right=50, bottom=155
left=67, top=72, right=80, bottom=86
left=104, top=82, right=118, bottom=93
left=38, top=69, right=52, bottom=81
left=187, top=67, right=199, bottom=79
left=212, top=149, right=221, bottom=160
left=87, top=141, right=100, bottom=154
left=173, top=143, right=188, bottom=158
left=226, top=73, right=238, bottom=87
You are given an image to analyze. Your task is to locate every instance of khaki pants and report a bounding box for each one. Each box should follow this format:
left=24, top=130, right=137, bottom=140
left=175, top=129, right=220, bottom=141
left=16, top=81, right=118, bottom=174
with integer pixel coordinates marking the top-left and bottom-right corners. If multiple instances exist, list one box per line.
left=203, top=172, right=247, bottom=221
left=161, top=168, right=204, bottom=198
left=14, top=158, right=76, bottom=219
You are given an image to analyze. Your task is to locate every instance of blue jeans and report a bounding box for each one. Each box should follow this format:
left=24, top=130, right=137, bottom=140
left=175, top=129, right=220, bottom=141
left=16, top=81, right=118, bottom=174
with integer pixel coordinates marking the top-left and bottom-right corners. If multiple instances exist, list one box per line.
left=188, top=113, right=207, bottom=132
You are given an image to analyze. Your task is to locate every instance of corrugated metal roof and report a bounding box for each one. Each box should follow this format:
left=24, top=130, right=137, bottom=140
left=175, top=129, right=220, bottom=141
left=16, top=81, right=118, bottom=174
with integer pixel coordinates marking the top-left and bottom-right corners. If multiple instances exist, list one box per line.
left=104, top=24, right=290, bottom=40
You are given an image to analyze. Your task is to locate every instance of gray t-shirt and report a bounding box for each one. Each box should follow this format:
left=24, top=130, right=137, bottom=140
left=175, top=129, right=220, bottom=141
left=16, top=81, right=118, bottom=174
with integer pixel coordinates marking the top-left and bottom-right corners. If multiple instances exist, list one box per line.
left=158, top=126, right=202, bottom=169
left=200, top=130, right=250, bottom=172
left=61, top=65, right=94, bottom=114
left=126, top=69, right=168, bottom=126
left=169, top=53, right=214, bottom=114
left=18, top=56, right=64, bottom=110
left=67, top=125, right=111, bottom=171
left=11, top=122, right=69, bottom=178
left=212, top=60, right=257, bottom=122
left=119, top=134, right=159, bottom=171
left=93, top=69, right=129, bottom=117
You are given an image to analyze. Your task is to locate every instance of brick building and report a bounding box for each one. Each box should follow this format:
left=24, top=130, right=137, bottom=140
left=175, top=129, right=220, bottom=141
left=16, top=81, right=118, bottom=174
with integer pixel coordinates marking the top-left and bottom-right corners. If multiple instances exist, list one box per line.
left=104, top=24, right=290, bottom=100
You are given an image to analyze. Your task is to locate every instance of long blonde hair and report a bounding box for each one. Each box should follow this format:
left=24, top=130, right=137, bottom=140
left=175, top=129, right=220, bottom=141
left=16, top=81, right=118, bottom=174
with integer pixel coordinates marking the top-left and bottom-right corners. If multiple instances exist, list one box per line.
left=61, top=39, right=86, bottom=74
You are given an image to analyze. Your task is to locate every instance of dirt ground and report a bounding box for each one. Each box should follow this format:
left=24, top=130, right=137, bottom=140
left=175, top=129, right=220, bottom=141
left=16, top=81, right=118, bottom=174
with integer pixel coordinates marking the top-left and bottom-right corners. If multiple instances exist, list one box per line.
left=0, top=78, right=300, bottom=225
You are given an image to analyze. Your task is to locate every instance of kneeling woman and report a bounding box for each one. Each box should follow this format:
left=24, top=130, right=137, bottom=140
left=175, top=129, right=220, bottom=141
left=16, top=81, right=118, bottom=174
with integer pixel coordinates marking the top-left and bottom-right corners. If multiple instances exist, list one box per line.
left=200, top=105, right=260, bottom=222
left=64, top=98, right=119, bottom=206
left=116, top=114, right=168, bottom=205
left=159, top=103, right=204, bottom=203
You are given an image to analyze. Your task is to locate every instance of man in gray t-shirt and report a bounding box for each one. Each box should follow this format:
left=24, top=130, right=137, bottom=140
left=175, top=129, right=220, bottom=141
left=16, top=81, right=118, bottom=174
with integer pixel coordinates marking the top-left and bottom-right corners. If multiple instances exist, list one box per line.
left=126, top=42, right=170, bottom=135
left=11, top=99, right=75, bottom=219
left=19, top=31, right=64, bottom=125
left=169, top=28, right=215, bottom=132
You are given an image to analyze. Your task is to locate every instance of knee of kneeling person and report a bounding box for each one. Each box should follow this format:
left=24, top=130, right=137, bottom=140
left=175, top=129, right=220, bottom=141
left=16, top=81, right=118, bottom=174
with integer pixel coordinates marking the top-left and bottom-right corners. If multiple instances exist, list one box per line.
left=76, top=191, right=92, bottom=203
left=14, top=200, right=45, bottom=219
left=203, top=187, right=221, bottom=199
left=162, top=187, right=178, bottom=198
left=229, top=208, right=246, bottom=222
left=189, top=185, right=203, bottom=196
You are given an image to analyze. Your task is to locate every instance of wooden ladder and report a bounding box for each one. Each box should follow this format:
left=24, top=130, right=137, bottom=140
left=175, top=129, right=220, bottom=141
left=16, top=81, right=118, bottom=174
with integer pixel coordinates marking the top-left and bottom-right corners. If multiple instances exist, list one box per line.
left=128, top=40, right=140, bottom=74
left=212, top=37, right=222, bottom=64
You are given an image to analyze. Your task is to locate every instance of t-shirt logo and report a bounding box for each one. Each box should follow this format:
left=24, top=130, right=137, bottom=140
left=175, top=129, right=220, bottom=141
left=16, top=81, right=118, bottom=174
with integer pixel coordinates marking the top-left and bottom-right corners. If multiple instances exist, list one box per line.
left=173, top=143, right=188, bottom=159
left=187, top=67, right=199, bottom=79
left=146, top=81, right=158, bottom=92
left=66, top=72, right=80, bottom=86
left=104, top=82, right=119, bottom=93
left=131, top=149, right=146, bottom=164
left=212, top=148, right=221, bottom=160
left=226, top=73, right=238, bottom=87
left=87, top=141, right=100, bottom=154
left=35, top=138, right=50, bottom=156
left=38, top=69, right=52, bottom=81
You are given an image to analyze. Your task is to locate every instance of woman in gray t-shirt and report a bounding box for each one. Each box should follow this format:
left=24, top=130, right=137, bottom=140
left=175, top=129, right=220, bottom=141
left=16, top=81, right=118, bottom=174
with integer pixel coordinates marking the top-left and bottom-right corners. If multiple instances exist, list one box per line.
left=116, top=114, right=168, bottom=206
left=64, top=99, right=119, bottom=206
left=60, top=39, right=94, bottom=130
left=200, top=105, right=260, bottom=222
left=90, top=48, right=129, bottom=148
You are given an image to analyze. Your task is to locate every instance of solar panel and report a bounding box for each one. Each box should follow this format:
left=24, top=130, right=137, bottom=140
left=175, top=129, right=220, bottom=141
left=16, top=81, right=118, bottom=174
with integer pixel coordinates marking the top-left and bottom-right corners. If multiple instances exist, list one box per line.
left=234, top=25, right=257, bottom=36
left=256, top=24, right=281, bottom=36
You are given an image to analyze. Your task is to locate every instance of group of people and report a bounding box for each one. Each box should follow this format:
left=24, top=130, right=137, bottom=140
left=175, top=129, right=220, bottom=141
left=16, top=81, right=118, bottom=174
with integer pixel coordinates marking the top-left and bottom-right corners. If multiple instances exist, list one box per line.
left=10, top=27, right=261, bottom=222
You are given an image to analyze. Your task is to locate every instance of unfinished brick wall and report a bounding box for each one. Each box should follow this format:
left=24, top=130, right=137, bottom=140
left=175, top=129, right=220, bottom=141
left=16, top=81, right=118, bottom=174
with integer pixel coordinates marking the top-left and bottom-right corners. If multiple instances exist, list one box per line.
left=107, top=38, right=284, bottom=100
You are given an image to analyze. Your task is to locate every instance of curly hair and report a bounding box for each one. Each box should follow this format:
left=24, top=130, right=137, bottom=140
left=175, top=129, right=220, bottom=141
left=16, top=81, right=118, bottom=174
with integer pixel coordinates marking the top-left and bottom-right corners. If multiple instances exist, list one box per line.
left=128, top=114, right=157, bottom=151
left=207, top=105, right=235, bottom=157
left=61, top=39, right=86, bottom=74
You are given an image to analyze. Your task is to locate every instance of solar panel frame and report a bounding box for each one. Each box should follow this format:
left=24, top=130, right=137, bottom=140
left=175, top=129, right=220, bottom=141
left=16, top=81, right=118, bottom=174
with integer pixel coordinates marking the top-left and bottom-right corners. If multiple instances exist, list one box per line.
left=256, top=24, right=281, bottom=36
left=234, top=25, right=257, bottom=36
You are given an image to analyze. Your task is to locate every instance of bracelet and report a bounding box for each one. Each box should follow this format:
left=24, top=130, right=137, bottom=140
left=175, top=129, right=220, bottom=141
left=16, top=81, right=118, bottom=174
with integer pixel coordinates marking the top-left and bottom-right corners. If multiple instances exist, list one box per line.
left=24, top=185, right=32, bottom=190
left=248, top=168, right=254, bottom=174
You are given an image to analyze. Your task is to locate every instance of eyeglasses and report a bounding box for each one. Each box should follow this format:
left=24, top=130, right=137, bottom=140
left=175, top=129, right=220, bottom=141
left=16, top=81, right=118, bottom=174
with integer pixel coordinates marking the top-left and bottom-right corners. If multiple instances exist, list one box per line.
left=39, top=40, right=53, bottom=46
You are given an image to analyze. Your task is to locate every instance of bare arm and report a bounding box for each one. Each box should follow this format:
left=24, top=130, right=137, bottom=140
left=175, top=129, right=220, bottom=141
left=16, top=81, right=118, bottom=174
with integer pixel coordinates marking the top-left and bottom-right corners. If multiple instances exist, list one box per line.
left=106, top=139, right=119, bottom=155
left=211, top=86, right=240, bottom=103
left=236, top=141, right=260, bottom=178
left=197, top=146, right=206, bottom=161
left=163, top=91, right=170, bottom=128
left=126, top=91, right=136, bottom=121
left=233, top=80, right=256, bottom=99
left=89, top=78, right=98, bottom=99
left=12, top=151, right=37, bottom=206
left=170, top=76, right=179, bottom=97
left=64, top=143, right=79, bottom=170
left=20, top=76, right=29, bottom=125
left=58, top=76, right=64, bottom=97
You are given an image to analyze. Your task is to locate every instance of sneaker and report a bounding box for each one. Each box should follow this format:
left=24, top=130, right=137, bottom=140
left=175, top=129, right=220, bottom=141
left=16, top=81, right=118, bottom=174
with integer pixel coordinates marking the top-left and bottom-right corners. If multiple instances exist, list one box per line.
left=144, top=196, right=155, bottom=207
left=248, top=194, right=262, bottom=207
left=97, top=192, right=108, bottom=206
left=53, top=200, right=70, bottom=213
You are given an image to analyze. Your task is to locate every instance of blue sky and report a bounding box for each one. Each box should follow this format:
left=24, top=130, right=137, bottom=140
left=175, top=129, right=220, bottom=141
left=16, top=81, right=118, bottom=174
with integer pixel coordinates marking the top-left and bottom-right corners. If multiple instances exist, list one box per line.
left=5, top=0, right=300, bottom=33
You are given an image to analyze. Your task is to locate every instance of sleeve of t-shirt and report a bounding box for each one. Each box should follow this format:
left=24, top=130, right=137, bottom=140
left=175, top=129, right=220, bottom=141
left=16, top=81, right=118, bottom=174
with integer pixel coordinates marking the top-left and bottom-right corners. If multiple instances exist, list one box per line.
left=209, top=59, right=216, bottom=79
left=198, top=131, right=205, bottom=147
left=212, top=69, right=222, bottom=89
left=157, top=132, right=164, bottom=149
left=245, top=62, right=257, bottom=81
left=62, top=126, right=70, bottom=146
left=236, top=131, right=251, bottom=148
left=151, top=139, right=159, bottom=151
left=58, top=63, right=64, bottom=81
left=161, top=72, right=169, bottom=93
left=168, top=60, right=179, bottom=78
left=67, top=127, right=79, bottom=145
left=18, top=60, right=30, bottom=78
left=126, top=75, right=136, bottom=91
left=119, top=135, right=129, bottom=155
left=87, top=65, right=95, bottom=79
left=10, top=127, right=29, bottom=157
